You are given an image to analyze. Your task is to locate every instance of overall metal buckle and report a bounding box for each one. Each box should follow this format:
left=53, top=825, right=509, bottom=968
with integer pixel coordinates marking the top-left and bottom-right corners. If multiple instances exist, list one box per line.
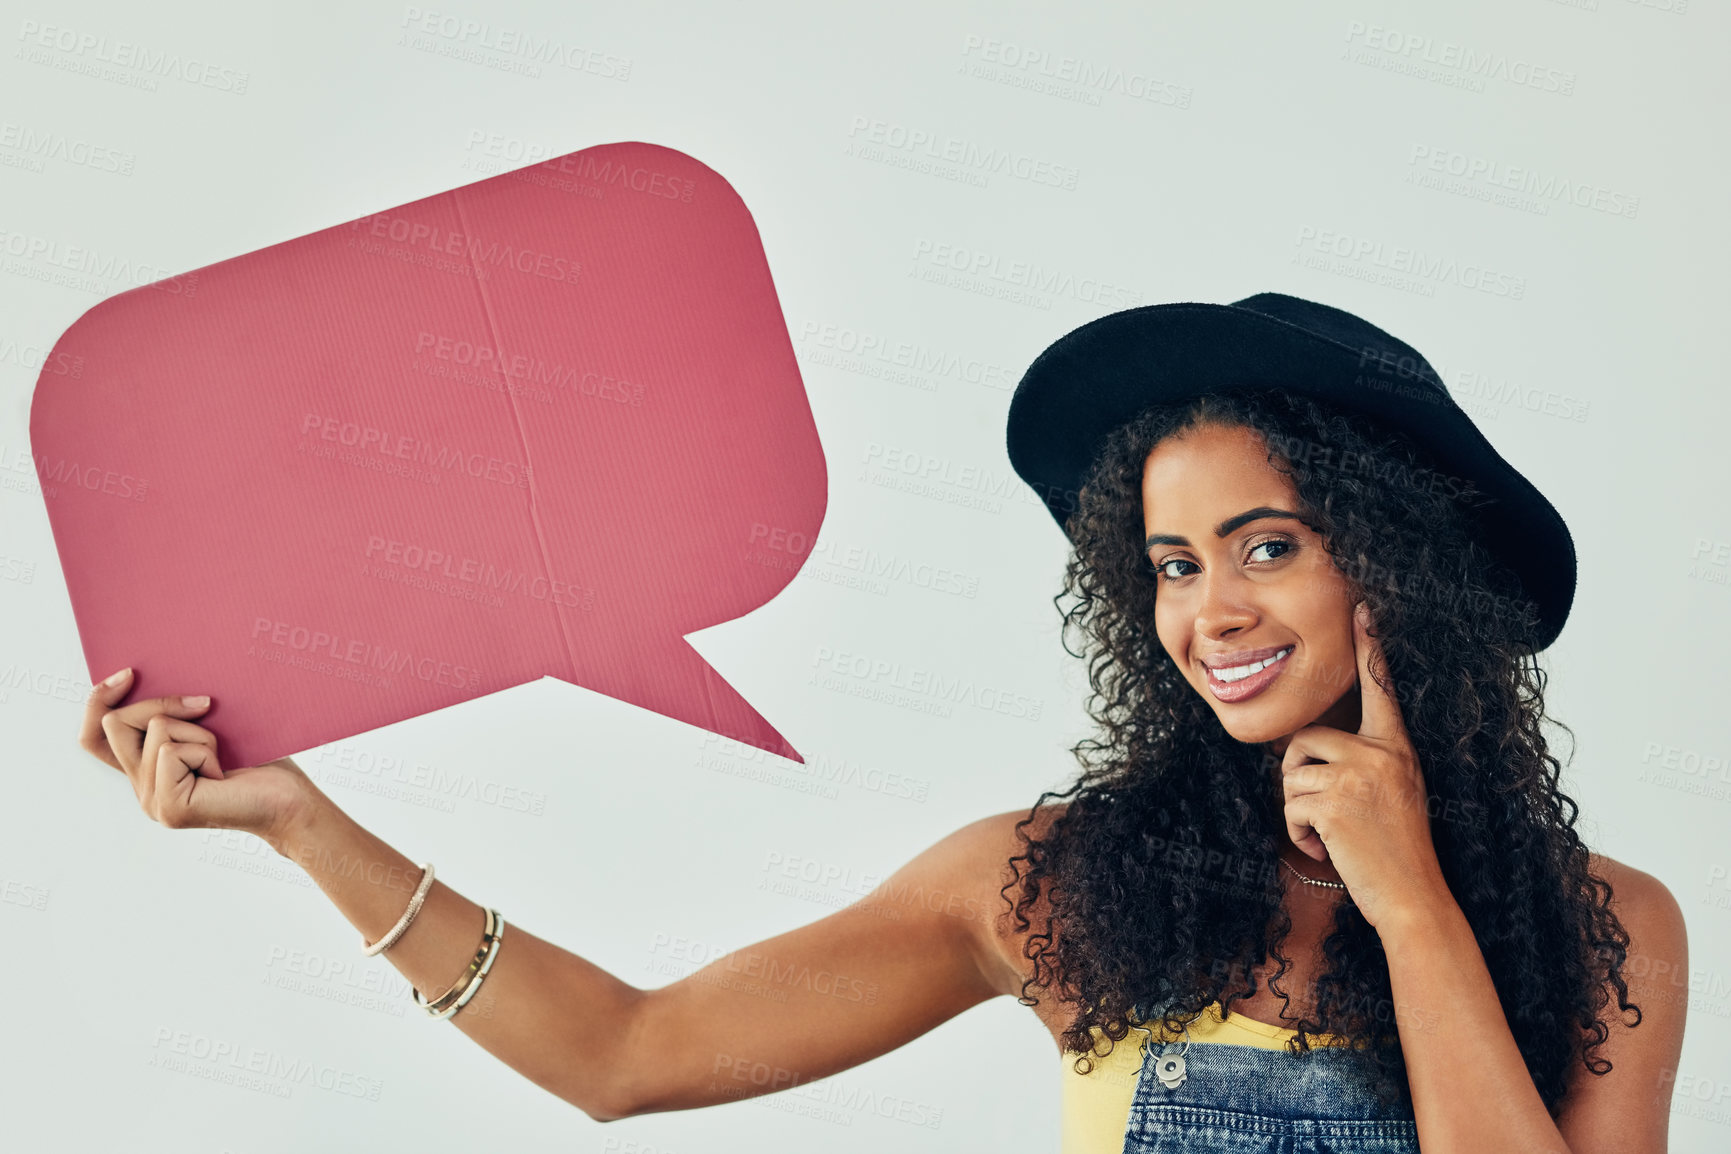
left=1143, top=1019, right=1191, bottom=1090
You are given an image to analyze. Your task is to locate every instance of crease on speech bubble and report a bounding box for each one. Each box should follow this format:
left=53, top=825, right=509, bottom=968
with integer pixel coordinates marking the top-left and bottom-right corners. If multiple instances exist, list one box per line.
left=448, top=186, right=804, bottom=766
left=447, top=190, right=575, bottom=682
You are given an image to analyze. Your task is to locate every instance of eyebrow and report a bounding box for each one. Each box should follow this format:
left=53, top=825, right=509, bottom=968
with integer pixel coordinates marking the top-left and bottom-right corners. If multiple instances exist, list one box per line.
left=1144, top=507, right=1308, bottom=551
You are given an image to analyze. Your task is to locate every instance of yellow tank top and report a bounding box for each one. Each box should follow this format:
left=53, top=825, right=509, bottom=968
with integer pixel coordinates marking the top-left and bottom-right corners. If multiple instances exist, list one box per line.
left=1058, top=1001, right=1341, bottom=1154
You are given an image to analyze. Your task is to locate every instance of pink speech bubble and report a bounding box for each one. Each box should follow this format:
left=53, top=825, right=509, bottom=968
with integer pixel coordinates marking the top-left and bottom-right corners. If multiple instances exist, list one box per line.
left=31, top=141, right=825, bottom=767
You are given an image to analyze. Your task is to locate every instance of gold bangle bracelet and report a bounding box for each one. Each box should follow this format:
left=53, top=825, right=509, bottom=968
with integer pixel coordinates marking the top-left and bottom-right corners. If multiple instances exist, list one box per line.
left=446, top=913, right=506, bottom=1018
left=421, top=906, right=497, bottom=1016
left=418, top=907, right=497, bottom=1018
left=412, top=907, right=502, bottom=1020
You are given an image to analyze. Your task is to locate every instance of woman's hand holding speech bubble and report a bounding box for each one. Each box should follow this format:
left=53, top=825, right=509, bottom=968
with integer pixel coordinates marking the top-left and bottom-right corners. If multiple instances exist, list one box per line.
left=80, top=666, right=314, bottom=842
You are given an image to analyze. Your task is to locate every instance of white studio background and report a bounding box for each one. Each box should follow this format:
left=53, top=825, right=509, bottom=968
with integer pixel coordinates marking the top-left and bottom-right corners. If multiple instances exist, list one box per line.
left=3, top=1, right=1727, bottom=1151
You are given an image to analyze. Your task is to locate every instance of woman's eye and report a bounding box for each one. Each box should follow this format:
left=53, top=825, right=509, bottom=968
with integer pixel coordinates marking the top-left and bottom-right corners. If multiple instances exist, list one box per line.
left=1153, top=540, right=1291, bottom=581
left=1154, top=558, right=1197, bottom=581
left=1248, top=538, right=1293, bottom=564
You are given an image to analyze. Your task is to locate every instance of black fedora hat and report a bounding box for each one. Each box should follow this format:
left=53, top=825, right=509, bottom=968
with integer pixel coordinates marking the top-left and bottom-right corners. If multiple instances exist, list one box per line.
left=1005, top=291, right=1576, bottom=651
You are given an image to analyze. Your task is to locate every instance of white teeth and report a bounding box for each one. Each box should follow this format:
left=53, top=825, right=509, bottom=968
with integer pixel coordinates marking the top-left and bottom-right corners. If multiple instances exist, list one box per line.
left=1211, top=647, right=1292, bottom=682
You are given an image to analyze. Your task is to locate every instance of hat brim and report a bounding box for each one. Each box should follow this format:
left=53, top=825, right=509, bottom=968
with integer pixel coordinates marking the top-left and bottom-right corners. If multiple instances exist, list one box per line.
left=1005, top=302, right=1576, bottom=651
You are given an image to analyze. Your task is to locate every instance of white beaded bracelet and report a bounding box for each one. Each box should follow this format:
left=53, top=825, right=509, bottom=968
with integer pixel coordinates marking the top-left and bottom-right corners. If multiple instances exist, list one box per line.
left=361, top=862, right=436, bottom=956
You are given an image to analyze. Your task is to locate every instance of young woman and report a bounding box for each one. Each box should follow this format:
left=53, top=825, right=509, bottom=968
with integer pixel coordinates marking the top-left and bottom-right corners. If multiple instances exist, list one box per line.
left=78, top=293, right=1686, bottom=1153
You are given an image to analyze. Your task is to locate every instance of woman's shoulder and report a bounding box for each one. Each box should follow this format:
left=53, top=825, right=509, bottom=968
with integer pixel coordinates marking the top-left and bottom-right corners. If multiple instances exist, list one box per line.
left=1582, top=851, right=1688, bottom=1011
left=1586, top=850, right=1686, bottom=944
left=947, top=801, right=1072, bottom=867
left=1588, top=850, right=1679, bottom=906
left=945, top=803, right=1075, bottom=1002
left=1551, top=851, right=1691, bottom=1141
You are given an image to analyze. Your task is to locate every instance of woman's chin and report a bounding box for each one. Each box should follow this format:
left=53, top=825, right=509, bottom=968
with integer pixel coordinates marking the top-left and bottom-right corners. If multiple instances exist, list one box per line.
left=1211, top=706, right=1305, bottom=747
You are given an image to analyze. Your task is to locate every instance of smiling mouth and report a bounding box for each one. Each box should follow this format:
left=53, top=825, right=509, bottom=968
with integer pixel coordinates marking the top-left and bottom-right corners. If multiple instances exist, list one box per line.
left=1201, top=646, right=1294, bottom=703
left=1208, top=647, right=1293, bottom=682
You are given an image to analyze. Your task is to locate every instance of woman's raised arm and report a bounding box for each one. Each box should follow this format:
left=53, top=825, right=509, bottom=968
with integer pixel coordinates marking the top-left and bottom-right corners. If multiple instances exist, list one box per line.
left=79, top=669, right=1041, bottom=1123
left=268, top=789, right=1031, bottom=1120
left=609, top=807, right=1038, bottom=1117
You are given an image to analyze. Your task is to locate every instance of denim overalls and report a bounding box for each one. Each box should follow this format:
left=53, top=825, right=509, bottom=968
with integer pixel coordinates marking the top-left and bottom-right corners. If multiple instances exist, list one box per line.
left=1120, top=1016, right=1420, bottom=1153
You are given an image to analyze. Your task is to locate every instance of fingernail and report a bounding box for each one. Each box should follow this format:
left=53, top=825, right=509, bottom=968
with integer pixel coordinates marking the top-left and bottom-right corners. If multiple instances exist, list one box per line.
left=183, top=694, right=210, bottom=708
left=102, top=667, right=132, bottom=686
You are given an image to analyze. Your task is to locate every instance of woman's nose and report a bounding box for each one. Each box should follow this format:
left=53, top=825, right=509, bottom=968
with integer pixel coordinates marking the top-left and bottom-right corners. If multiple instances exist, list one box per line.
left=1194, top=571, right=1258, bottom=637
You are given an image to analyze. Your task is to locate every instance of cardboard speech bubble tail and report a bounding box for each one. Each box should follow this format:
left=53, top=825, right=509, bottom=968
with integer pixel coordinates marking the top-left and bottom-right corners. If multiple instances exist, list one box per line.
left=562, top=630, right=802, bottom=763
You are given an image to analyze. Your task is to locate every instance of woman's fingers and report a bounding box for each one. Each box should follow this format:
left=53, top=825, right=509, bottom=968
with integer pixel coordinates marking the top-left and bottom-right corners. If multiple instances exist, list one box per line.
left=1284, top=796, right=1330, bottom=864
left=77, top=668, right=309, bottom=838
left=136, top=714, right=226, bottom=817
left=80, top=668, right=136, bottom=770
left=99, top=694, right=214, bottom=777
left=101, top=711, right=144, bottom=804
left=81, top=669, right=219, bottom=787
left=150, top=747, right=309, bottom=837
left=150, top=740, right=215, bottom=828
left=150, top=717, right=221, bottom=761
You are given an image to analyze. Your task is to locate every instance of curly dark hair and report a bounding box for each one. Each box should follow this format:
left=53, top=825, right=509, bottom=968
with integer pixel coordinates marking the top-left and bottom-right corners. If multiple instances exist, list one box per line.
left=999, top=388, right=1637, bottom=1114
